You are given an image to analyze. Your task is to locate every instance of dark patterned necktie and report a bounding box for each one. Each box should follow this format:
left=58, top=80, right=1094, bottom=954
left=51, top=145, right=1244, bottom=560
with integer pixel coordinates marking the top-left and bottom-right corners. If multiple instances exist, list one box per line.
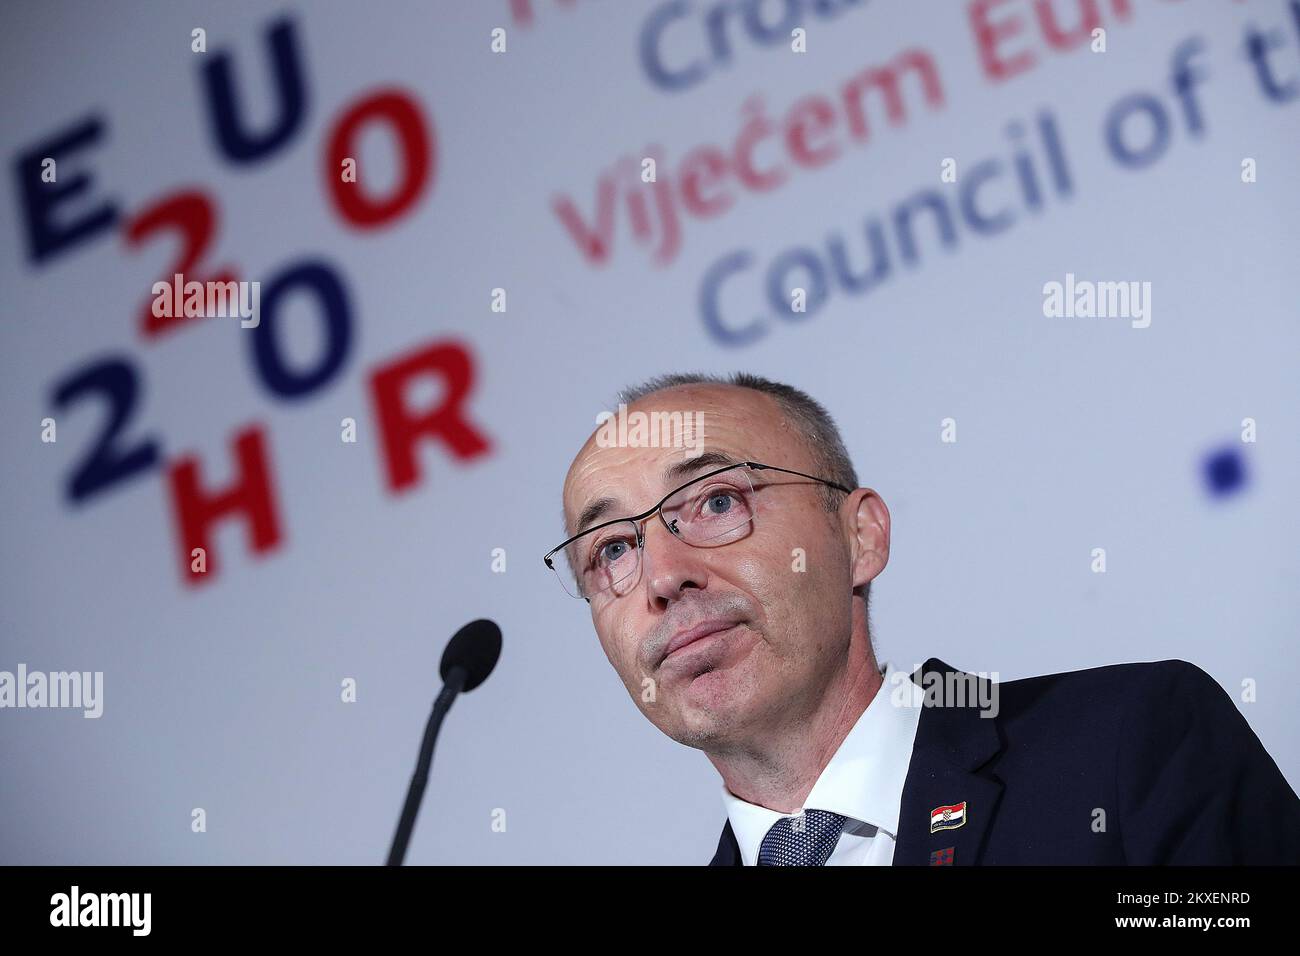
left=757, top=810, right=848, bottom=866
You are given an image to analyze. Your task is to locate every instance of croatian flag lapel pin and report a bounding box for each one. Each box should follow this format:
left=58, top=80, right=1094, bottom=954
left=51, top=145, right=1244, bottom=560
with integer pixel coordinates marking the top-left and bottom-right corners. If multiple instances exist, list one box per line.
left=930, top=801, right=967, bottom=833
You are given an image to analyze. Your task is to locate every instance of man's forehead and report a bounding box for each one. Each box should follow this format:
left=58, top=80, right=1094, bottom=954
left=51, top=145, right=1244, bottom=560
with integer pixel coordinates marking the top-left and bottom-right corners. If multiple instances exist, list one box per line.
left=565, top=386, right=774, bottom=485
left=560, top=384, right=799, bottom=531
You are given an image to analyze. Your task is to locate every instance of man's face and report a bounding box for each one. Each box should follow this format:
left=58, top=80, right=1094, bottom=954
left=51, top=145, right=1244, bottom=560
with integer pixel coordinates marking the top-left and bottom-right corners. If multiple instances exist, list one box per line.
left=560, top=385, right=871, bottom=753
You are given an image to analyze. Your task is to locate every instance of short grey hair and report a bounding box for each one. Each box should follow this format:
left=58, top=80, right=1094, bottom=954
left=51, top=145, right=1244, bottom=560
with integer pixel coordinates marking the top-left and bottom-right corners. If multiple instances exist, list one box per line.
left=616, top=372, right=859, bottom=511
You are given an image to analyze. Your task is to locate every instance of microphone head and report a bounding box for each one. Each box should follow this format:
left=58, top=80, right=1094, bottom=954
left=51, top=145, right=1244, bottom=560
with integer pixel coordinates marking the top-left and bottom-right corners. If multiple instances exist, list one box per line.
left=441, top=618, right=502, bottom=692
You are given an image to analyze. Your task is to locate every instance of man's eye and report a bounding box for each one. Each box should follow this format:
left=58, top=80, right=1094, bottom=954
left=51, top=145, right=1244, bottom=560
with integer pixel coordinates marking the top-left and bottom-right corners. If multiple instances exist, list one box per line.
left=595, top=539, right=631, bottom=566
left=700, top=488, right=742, bottom=516
left=706, top=493, right=734, bottom=514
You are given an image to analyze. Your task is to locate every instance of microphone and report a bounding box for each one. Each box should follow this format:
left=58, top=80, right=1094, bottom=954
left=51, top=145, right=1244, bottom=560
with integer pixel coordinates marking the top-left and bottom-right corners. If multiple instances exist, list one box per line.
left=386, top=618, right=502, bottom=865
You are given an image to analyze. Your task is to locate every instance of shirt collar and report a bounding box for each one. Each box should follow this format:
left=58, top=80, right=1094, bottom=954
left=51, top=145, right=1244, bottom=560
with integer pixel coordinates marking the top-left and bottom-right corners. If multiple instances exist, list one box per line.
left=720, top=661, right=923, bottom=866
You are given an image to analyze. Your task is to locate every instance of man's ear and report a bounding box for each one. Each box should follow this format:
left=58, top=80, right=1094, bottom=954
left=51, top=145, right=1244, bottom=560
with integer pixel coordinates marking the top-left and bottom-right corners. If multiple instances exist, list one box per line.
left=842, top=489, right=890, bottom=589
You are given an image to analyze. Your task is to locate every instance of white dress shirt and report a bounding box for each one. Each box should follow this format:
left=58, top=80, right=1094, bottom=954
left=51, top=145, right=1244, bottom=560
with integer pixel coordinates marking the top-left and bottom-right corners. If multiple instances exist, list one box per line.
left=720, top=661, right=923, bottom=865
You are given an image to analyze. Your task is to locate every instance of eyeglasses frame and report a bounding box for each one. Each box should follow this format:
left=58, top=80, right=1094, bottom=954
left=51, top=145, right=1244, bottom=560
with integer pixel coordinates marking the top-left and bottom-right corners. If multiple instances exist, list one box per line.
left=543, top=460, right=855, bottom=602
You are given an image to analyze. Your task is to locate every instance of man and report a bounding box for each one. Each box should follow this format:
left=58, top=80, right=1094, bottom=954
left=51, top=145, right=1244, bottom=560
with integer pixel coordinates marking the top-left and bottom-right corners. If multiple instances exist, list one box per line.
left=544, top=372, right=1300, bottom=865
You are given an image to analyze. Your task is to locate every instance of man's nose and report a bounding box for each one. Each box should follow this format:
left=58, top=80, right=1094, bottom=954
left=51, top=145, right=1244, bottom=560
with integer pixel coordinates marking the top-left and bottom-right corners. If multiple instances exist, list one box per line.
left=641, top=515, right=708, bottom=604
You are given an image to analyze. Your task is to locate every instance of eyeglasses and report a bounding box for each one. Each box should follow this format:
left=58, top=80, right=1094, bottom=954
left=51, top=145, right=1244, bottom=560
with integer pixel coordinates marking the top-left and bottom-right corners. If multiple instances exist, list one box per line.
left=544, top=460, right=853, bottom=602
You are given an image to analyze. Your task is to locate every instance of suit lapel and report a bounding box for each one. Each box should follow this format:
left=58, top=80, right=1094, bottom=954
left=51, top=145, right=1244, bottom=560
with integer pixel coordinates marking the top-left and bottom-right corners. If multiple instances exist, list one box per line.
left=707, top=657, right=1004, bottom=866
left=892, top=658, right=1004, bottom=866
left=709, top=819, right=740, bottom=866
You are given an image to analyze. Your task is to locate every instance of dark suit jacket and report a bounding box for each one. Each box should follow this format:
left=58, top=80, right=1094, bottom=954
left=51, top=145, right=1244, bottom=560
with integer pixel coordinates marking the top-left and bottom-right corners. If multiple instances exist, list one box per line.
left=709, top=658, right=1300, bottom=865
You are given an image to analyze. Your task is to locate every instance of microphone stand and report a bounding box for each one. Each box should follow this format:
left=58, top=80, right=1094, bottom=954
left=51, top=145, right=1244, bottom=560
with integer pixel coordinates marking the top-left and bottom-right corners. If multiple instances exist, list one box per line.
left=386, top=666, right=467, bottom=865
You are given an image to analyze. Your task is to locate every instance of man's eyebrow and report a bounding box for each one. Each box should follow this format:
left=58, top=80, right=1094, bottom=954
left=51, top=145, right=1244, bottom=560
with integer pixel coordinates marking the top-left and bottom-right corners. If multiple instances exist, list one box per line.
left=574, top=496, right=620, bottom=536
left=570, top=452, right=744, bottom=537
left=662, top=450, right=742, bottom=484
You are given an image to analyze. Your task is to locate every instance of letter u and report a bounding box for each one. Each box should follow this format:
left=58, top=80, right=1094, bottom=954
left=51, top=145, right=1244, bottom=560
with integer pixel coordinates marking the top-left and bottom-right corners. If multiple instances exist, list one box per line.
left=201, top=17, right=308, bottom=163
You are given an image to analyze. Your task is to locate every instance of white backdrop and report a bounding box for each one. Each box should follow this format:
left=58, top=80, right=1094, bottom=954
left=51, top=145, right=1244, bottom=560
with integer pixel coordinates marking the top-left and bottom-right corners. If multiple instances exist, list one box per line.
left=2, top=0, right=1297, bottom=864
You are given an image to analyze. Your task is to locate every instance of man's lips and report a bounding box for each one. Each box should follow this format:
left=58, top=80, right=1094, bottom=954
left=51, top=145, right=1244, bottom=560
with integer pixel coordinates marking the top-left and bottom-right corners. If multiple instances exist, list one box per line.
left=659, top=619, right=741, bottom=665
